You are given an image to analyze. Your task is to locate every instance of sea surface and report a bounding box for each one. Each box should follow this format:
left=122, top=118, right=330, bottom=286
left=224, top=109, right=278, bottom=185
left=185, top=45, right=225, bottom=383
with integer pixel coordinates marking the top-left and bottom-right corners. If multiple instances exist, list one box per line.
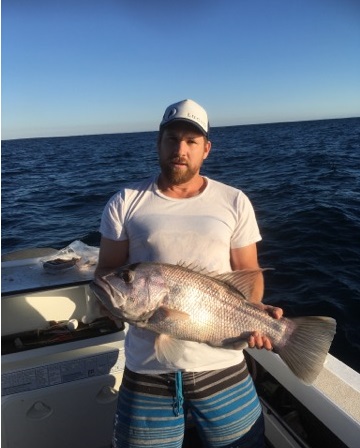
left=2, top=118, right=360, bottom=373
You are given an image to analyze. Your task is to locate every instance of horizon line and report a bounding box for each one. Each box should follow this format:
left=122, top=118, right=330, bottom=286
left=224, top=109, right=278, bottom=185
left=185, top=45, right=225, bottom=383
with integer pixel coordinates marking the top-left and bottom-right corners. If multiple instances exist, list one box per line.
left=2, top=115, right=359, bottom=142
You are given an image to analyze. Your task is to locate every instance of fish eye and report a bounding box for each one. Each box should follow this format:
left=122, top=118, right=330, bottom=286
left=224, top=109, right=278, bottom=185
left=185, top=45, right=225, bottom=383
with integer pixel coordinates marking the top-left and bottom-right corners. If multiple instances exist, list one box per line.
left=120, top=269, right=135, bottom=283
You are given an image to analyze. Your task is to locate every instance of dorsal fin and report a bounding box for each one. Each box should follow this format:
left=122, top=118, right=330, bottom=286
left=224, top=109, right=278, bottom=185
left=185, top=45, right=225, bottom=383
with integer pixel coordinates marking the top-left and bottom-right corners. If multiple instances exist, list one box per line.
left=177, top=261, right=217, bottom=276
left=177, top=262, right=272, bottom=301
left=214, top=269, right=266, bottom=301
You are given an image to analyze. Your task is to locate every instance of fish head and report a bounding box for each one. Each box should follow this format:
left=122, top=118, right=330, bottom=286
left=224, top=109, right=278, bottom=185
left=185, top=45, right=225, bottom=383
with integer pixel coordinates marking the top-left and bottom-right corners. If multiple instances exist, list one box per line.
left=90, top=263, right=168, bottom=324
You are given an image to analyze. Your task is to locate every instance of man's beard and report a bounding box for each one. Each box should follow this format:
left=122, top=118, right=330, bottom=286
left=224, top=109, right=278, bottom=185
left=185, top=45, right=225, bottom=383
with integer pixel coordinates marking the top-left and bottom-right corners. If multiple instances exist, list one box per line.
left=160, top=160, right=197, bottom=185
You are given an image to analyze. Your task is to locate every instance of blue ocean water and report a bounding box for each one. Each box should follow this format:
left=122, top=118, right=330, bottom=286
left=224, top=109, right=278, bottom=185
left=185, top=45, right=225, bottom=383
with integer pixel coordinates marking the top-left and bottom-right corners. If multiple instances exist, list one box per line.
left=2, top=118, right=360, bottom=372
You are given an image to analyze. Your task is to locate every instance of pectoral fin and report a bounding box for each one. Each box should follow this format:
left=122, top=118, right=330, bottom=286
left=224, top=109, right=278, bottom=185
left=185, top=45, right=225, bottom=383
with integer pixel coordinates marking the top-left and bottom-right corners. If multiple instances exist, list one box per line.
left=152, top=306, right=191, bottom=322
left=155, top=334, right=185, bottom=364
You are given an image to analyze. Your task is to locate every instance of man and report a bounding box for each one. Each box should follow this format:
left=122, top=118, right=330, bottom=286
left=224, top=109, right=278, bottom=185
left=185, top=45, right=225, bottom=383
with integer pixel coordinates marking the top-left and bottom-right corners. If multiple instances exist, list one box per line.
left=96, top=99, right=282, bottom=447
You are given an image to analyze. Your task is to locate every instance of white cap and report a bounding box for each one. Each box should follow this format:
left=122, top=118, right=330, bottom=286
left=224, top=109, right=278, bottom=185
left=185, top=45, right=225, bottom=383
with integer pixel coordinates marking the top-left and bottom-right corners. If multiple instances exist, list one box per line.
left=159, top=99, right=209, bottom=137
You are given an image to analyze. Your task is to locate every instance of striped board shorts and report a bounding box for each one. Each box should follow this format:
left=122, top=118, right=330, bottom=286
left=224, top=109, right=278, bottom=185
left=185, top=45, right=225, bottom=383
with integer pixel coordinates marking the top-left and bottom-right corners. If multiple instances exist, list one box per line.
left=112, top=360, right=264, bottom=448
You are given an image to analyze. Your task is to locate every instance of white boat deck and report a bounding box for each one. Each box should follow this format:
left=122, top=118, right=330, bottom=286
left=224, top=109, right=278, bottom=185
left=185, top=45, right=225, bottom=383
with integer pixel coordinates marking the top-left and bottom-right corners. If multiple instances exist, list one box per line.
left=248, top=348, right=360, bottom=448
left=1, top=257, right=96, bottom=296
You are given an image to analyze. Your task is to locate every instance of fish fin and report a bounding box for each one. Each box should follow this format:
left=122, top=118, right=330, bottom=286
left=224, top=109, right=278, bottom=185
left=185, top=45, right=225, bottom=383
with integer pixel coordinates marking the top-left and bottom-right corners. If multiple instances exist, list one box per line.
left=155, top=334, right=185, bottom=363
left=157, top=306, right=190, bottom=321
left=275, top=316, right=336, bottom=384
left=230, top=340, right=248, bottom=350
left=214, top=269, right=267, bottom=300
left=177, top=261, right=217, bottom=276
left=177, top=262, right=271, bottom=301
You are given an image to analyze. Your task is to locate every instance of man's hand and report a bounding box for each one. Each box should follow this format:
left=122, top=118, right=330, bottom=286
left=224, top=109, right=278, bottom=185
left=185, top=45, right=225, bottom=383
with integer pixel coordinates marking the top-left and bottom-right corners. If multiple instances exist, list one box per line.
left=248, top=304, right=283, bottom=351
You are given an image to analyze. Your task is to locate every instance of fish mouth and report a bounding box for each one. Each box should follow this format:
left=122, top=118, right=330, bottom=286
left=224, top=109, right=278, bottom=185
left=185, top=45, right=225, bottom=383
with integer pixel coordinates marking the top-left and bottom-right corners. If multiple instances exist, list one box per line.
left=89, top=280, right=125, bottom=318
left=89, top=280, right=108, bottom=300
left=90, top=280, right=153, bottom=325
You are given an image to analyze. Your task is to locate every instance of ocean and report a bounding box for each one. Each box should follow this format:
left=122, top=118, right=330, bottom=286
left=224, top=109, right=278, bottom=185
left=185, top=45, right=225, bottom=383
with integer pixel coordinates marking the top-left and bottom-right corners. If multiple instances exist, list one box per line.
left=2, top=118, right=360, bottom=373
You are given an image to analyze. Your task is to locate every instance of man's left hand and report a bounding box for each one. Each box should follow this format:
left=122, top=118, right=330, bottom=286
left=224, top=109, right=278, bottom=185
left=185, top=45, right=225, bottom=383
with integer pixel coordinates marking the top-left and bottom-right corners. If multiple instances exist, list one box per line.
left=248, top=304, right=283, bottom=350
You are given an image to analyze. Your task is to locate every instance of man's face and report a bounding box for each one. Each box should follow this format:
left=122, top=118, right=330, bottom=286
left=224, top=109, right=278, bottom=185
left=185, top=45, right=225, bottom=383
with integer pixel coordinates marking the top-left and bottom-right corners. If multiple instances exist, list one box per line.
left=158, top=122, right=211, bottom=185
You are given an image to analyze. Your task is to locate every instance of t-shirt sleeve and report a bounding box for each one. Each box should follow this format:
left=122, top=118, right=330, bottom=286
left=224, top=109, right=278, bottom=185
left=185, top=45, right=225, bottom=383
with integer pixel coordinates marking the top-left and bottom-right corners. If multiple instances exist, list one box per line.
left=99, top=193, right=128, bottom=241
left=230, top=192, right=262, bottom=248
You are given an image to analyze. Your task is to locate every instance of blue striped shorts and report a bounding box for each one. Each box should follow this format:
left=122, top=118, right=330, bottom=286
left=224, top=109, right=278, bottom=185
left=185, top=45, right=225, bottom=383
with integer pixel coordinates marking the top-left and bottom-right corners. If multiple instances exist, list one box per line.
left=112, top=360, right=264, bottom=448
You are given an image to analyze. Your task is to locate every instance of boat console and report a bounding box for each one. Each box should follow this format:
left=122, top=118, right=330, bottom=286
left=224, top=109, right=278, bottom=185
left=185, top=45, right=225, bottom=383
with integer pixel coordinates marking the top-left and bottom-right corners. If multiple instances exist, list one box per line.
left=1, top=247, right=126, bottom=448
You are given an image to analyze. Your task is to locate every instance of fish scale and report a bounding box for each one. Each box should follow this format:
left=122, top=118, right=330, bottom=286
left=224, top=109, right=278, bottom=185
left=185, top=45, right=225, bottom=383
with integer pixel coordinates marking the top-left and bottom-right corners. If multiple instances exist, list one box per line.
left=155, top=265, right=285, bottom=345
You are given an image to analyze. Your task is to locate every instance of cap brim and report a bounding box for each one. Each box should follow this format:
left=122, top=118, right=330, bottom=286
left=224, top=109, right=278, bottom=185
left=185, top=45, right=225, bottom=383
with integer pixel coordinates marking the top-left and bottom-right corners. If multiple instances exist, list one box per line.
left=160, top=118, right=208, bottom=137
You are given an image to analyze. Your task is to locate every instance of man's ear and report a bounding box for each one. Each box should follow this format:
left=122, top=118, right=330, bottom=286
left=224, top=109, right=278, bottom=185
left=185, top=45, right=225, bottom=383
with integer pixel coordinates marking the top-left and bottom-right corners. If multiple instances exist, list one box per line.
left=203, top=140, right=211, bottom=160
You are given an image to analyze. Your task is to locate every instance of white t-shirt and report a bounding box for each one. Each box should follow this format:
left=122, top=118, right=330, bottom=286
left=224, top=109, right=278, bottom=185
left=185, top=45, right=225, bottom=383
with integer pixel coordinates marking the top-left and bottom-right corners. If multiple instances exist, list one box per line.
left=100, top=176, right=262, bottom=373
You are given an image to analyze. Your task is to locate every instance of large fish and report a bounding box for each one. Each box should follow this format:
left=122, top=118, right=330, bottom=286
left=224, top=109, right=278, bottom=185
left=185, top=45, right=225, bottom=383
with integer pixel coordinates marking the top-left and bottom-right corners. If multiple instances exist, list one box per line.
left=90, top=262, right=336, bottom=383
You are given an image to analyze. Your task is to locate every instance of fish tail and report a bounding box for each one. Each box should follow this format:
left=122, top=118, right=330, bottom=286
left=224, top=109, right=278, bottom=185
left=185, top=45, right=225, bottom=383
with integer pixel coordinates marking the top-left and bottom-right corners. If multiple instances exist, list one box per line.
left=276, top=316, right=336, bottom=384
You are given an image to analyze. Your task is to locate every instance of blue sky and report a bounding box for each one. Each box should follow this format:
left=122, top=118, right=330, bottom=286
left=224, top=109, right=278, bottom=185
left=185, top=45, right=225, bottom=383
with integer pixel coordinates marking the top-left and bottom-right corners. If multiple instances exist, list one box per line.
left=2, top=0, right=360, bottom=140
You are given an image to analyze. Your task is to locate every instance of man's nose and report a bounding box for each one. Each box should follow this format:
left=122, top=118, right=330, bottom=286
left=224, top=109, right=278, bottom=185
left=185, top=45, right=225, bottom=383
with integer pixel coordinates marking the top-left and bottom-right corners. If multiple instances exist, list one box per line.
left=172, top=139, right=187, bottom=155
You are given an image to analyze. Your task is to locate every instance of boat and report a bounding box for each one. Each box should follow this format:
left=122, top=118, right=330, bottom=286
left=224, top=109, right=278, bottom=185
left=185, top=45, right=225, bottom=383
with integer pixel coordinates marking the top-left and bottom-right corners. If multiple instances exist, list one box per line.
left=2, top=243, right=360, bottom=448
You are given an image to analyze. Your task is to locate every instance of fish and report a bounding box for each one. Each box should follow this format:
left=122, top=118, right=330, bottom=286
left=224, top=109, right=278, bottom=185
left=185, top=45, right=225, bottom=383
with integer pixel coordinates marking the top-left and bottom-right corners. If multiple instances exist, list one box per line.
left=90, top=262, right=336, bottom=384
